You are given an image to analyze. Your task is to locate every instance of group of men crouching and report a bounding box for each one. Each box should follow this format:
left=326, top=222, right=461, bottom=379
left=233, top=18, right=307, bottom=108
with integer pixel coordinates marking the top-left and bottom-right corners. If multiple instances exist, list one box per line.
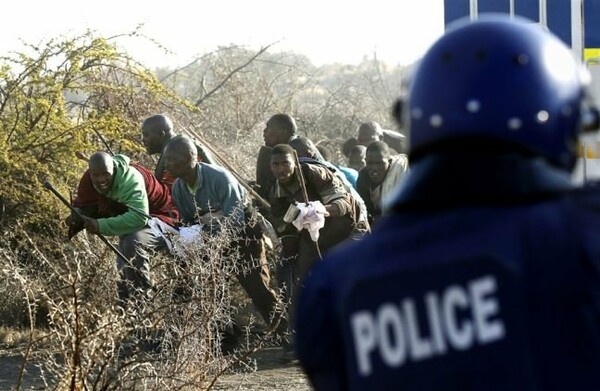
left=65, top=113, right=408, bottom=354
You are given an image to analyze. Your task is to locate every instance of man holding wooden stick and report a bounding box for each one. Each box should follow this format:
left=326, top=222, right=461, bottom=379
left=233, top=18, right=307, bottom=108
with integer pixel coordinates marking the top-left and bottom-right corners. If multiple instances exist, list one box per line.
left=267, top=144, right=368, bottom=299
left=66, top=151, right=179, bottom=302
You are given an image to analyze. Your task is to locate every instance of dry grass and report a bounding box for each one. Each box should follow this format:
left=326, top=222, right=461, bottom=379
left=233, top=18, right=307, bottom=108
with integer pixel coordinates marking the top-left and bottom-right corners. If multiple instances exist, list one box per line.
left=0, top=327, right=40, bottom=350
left=0, top=212, right=289, bottom=390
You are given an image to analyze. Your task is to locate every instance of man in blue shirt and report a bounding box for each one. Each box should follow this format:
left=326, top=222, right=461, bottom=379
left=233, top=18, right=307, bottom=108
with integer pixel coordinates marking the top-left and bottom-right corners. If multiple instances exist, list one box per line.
left=295, top=15, right=600, bottom=390
left=140, top=114, right=216, bottom=189
left=163, top=136, right=285, bottom=337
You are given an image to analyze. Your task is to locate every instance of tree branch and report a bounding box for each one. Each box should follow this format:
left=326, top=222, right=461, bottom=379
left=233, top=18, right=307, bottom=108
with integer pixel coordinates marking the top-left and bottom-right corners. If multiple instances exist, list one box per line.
left=195, top=43, right=276, bottom=107
left=158, top=46, right=241, bottom=82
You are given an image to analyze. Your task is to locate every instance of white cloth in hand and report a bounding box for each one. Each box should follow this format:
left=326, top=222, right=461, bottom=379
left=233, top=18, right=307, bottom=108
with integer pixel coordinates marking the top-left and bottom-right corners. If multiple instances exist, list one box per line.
left=173, top=224, right=203, bottom=257
left=149, top=217, right=203, bottom=256
left=291, top=201, right=329, bottom=242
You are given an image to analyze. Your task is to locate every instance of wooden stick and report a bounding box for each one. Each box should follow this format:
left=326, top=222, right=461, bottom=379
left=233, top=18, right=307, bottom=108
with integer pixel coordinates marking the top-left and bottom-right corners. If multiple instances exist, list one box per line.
left=293, top=151, right=323, bottom=260
left=183, top=127, right=271, bottom=209
left=43, top=180, right=128, bottom=261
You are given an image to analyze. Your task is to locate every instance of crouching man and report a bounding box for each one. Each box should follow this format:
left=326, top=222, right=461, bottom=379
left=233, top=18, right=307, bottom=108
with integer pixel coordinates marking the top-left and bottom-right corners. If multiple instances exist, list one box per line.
left=67, top=151, right=179, bottom=302
left=268, top=143, right=369, bottom=324
left=163, top=136, right=285, bottom=334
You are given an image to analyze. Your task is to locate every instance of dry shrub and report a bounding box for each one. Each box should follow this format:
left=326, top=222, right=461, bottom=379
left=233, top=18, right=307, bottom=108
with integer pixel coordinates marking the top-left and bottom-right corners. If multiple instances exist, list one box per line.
left=0, top=210, right=285, bottom=390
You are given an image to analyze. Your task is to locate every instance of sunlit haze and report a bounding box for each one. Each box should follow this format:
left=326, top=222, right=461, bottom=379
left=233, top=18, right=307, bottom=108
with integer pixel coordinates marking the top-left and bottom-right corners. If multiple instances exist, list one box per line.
left=1, top=0, right=444, bottom=68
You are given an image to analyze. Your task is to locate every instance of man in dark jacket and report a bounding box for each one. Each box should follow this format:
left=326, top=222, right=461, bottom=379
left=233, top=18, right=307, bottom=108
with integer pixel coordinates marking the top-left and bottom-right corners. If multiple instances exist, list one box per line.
left=268, top=144, right=368, bottom=282
left=141, top=114, right=216, bottom=189
left=255, top=113, right=298, bottom=199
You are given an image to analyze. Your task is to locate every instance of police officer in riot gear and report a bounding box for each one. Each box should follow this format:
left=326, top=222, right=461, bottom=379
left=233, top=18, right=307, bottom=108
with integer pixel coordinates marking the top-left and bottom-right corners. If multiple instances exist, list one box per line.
left=295, top=15, right=600, bottom=390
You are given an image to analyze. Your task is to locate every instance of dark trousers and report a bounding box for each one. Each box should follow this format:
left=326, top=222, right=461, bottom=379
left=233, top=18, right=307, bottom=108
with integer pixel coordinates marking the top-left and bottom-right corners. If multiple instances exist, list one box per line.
left=235, top=225, right=286, bottom=333
left=297, top=215, right=356, bottom=279
left=280, top=215, right=358, bottom=328
left=117, top=227, right=166, bottom=302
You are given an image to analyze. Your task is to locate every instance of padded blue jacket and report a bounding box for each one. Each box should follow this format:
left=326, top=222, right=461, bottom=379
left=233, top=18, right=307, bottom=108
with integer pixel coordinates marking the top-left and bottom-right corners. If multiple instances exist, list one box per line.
left=296, top=152, right=600, bottom=390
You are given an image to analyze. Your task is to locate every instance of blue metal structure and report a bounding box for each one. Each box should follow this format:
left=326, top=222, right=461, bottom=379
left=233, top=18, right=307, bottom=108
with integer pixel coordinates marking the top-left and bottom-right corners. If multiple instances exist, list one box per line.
left=443, top=0, right=600, bottom=54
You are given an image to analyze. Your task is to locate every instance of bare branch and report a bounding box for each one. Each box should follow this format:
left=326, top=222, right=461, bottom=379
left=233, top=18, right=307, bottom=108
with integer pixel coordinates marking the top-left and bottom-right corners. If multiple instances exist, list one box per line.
left=195, top=43, right=277, bottom=107
left=158, top=45, right=242, bottom=82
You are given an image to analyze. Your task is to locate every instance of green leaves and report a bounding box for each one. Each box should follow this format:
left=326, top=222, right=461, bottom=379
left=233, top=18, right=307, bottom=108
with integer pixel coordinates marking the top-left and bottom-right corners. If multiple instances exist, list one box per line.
left=0, top=31, right=184, bottom=230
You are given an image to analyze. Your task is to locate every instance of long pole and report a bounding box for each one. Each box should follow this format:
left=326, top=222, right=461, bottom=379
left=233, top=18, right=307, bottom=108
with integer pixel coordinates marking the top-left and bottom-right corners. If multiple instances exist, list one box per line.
left=43, top=180, right=128, bottom=261
left=571, top=0, right=586, bottom=182
left=293, top=151, right=323, bottom=260
left=469, top=0, right=478, bottom=20
left=184, top=127, right=271, bottom=209
left=92, top=128, right=115, bottom=156
left=539, top=0, right=548, bottom=28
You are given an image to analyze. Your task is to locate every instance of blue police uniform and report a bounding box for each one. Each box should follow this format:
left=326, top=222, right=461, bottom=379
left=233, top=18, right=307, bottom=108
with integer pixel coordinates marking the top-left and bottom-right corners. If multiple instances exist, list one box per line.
left=296, top=153, right=600, bottom=390
left=295, top=15, right=600, bottom=390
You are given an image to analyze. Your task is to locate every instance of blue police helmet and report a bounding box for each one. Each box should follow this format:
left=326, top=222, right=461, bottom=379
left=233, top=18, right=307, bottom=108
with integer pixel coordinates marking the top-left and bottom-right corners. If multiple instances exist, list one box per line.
left=403, top=14, right=596, bottom=170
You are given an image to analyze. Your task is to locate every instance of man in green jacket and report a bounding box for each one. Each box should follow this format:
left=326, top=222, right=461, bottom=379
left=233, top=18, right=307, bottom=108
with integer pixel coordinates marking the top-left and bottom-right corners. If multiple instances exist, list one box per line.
left=68, top=151, right=178, bottom=302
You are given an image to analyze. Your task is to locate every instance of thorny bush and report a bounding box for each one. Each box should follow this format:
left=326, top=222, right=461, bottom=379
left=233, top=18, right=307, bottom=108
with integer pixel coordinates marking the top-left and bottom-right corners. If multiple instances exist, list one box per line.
left=0, top=26, right=406, bottom=388
left=0, top=210, right=285, bottom=390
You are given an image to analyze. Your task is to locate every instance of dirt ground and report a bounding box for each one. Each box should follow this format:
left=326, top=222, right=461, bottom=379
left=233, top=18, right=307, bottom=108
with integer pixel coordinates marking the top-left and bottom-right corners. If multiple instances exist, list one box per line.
left=0, top=346, right=311, bottom=390
left=0, top=351, right=46, bottom=390
left=212, top=347, right=311, bottom=390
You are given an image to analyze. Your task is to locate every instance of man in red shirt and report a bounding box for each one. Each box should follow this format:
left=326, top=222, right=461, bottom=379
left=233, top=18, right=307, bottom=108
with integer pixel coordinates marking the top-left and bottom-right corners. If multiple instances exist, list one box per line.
left=68, top=151, right=179, bottom=302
